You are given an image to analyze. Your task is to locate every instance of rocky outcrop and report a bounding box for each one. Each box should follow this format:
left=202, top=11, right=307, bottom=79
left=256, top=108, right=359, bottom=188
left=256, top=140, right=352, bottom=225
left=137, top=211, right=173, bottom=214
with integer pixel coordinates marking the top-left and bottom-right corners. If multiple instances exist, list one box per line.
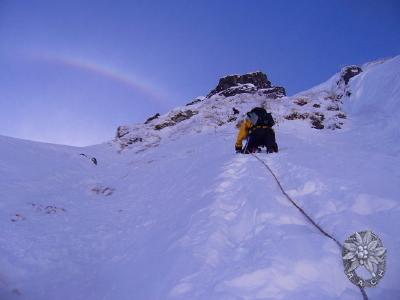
left=209, top=72, right=270, bottom=96
left=310, top=112, right=325, bottom=129
left=116, top=126, right=130, bottom=138
left=186, top=97, right=205, bottom=106
left=216, top=83, right=257, bottom=97
left=260, top=86, right=286, bottom=99
left=154, top=110, right=198, bottom=130
left=207, top=71, right=285, bottom=98
left=340, top=66, right=362, bottom=85
left=186, top=99, right=202, bottom=106
left=285, top=112, right=309, bottom=120
left=284, top=111, right=326, bottom=130
left=144, top=113, right=160, bottom=124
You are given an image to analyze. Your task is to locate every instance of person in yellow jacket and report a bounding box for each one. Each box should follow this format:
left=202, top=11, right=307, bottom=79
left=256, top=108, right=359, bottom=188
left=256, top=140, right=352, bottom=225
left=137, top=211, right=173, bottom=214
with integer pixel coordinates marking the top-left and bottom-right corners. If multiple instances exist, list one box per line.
left=235, top=107, right=278, bottom=154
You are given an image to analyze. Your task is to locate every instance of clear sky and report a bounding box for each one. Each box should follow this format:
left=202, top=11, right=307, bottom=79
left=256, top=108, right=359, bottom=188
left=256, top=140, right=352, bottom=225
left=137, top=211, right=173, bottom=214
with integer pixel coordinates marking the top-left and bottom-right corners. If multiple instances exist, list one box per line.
left=1, top=0, right=399, bottom=146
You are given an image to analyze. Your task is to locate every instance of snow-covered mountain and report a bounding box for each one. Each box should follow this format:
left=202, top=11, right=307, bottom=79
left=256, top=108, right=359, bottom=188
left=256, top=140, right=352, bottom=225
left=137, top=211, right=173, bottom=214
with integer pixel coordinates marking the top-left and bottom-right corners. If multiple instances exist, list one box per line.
left=1, top=56, right=399, bottom=300
left=113, top=64, right=360, bottom=152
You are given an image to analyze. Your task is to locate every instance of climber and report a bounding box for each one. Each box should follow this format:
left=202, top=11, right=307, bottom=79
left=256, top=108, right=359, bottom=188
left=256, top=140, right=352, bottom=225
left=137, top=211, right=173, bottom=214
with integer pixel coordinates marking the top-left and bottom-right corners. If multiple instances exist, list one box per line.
left=235, top=107, right=278, bottom=154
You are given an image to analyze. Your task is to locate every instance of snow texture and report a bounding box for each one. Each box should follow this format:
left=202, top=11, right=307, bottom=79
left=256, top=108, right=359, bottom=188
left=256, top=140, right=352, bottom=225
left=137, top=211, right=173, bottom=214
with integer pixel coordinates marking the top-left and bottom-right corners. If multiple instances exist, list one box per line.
left=0, top=56, right=399, bottom=300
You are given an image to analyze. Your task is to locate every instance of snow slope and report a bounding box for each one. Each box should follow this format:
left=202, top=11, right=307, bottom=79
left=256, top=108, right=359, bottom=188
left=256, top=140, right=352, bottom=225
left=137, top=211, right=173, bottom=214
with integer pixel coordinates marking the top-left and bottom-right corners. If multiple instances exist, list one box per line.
left=1, top=56, right=399, bottom=300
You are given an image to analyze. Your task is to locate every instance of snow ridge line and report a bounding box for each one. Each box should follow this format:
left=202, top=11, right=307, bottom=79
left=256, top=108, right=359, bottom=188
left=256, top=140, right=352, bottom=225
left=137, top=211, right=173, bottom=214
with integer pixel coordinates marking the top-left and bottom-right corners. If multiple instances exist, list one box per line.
left=251, top=153, right=369, bottom=300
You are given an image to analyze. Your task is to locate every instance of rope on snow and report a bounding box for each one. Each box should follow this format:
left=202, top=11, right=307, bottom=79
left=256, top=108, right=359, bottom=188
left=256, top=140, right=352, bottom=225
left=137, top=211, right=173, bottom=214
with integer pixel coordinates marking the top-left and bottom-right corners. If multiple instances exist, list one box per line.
left=251, top=153, right=368, bottom=300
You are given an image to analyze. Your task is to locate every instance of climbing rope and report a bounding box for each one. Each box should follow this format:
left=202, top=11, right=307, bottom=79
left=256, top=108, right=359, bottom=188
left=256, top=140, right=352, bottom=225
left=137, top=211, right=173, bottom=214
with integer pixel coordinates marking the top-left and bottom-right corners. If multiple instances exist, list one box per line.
left=251, top=153, right=368, bottom=300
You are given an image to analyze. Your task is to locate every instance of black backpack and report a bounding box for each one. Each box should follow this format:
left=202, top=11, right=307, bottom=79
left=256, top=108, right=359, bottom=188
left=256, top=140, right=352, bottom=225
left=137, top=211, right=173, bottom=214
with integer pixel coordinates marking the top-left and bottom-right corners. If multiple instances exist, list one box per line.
left=250, top=107, right=275, bottom=127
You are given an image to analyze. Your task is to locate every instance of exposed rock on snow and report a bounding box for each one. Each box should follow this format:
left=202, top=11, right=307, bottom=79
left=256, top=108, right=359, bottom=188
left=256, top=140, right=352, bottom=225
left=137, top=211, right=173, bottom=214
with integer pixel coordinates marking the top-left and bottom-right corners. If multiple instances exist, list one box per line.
left=259, top=86, right=286, bottom=99
left=116, top=126, right=130, bottom=138
left=207, top=71, right=271, bottom=97
left=310, top=112, right=325, bottom=129
left=154, top=109, right=199, bottom=130
left=206, top=71, right=286, bottom=98
left=79, top=153, right=98, bottom=165
left=29, top=203, right=67, bottom=214
left=10, top=213, right=25, bottom=222
left=91, top=186, right=115, bottom=196
left=294, top=98, right=308, bottom=106
left=340, top=65, right=363, bottom=85
left=144, top=113, right=160, bottom=124
left=285, top=112, right=310, bottom=120
left=186, top=96, right=205, bottom=106
left=215, top=83, right=258, bottom=97
left=287, top=64, right=363, bottom=131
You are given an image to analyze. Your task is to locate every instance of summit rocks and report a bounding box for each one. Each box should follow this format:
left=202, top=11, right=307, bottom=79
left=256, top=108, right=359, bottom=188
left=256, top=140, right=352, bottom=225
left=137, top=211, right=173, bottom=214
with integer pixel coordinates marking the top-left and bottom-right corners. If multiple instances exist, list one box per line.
left=207, top=71, right=286, bottom=99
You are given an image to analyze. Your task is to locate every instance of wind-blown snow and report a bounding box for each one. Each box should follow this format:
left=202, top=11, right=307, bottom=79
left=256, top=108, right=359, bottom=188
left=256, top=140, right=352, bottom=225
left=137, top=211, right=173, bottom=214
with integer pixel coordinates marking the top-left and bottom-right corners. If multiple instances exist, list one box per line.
left=0, top=56, right=399, bottom=300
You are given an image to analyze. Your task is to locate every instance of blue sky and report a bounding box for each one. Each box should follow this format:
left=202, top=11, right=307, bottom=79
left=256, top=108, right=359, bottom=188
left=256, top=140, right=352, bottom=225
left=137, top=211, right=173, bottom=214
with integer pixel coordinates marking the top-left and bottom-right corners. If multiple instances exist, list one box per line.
left=1, top=0, right=399, bottom=146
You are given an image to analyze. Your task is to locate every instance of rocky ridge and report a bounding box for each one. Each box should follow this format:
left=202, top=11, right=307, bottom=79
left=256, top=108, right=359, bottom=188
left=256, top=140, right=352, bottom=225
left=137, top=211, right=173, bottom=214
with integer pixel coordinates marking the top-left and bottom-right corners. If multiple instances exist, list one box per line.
left=286, top=65, right=362, bottom=130
left=114, top=67, right=362, bottom=151
left=206, top=71, right=286, bottom=99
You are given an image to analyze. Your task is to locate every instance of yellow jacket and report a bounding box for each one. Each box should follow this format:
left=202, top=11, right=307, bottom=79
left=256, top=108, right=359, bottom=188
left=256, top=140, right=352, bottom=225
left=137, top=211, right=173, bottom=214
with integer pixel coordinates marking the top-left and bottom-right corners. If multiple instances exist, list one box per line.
left=235, top=119, right=253, bottom=148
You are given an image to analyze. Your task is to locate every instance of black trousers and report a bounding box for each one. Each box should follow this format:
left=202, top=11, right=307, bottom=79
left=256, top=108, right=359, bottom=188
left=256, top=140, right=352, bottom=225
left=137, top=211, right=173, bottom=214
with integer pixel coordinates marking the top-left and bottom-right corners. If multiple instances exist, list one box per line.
left=244, top=128, right=278, bottom=153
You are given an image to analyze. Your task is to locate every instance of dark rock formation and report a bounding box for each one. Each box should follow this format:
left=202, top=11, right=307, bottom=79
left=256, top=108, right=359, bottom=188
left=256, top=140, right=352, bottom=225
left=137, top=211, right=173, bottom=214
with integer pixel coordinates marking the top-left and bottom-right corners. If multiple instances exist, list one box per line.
left=210, top=72, right=270, bottom=95
left=154, top=121, right=175, bottom=130
left=127, top=137, right=143, bottom=144
left=310, top=112, right=325, bottom=129
left=91, top=186, right=115, bottom=196
left=294, top=98, right=308, bottom=106
left=285, top=112, right=309, bottom=120
left=227, top=116, right=237, bottom=123
left=116, top=126, right=130, bottom=138
left=171, top=110, right=197, bottom=123
left=29, top=203, right=67, bottom=215
left=340, top=66, right=362, bottom=85
left=327, top=104, right=340, bottom=111
left=186, top=98, right=203, bottom=106
left=207, top=72, right=286, bottom=99
left=284, top=111, right=325, bottom=129
left=117, top=136, right=143, bottom=149
left=259, top=86, right=286, bottom=98
left=144, top=113, right=160, bottom=124
left=217, top=84, right=257, bottom=97
left=79, top=153, right=98, bottom=165
left=154, top=110, right=198, bottom=130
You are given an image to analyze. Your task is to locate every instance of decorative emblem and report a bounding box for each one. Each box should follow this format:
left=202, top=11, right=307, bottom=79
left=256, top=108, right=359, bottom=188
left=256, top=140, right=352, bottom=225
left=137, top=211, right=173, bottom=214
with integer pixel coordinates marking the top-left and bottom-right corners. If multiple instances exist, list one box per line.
left=342, top=230, right=386, bottom=288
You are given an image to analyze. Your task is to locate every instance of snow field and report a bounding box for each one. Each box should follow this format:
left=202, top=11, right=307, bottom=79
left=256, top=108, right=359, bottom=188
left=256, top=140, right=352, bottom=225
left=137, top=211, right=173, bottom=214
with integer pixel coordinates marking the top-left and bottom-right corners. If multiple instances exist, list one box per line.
left=1, top=56, right=399, bottom=299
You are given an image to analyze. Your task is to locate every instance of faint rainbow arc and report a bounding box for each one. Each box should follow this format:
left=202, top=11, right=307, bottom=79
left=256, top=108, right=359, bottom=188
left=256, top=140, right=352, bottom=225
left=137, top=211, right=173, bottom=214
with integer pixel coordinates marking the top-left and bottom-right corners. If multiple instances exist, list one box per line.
left=33, top=53, right=165, bottom=102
